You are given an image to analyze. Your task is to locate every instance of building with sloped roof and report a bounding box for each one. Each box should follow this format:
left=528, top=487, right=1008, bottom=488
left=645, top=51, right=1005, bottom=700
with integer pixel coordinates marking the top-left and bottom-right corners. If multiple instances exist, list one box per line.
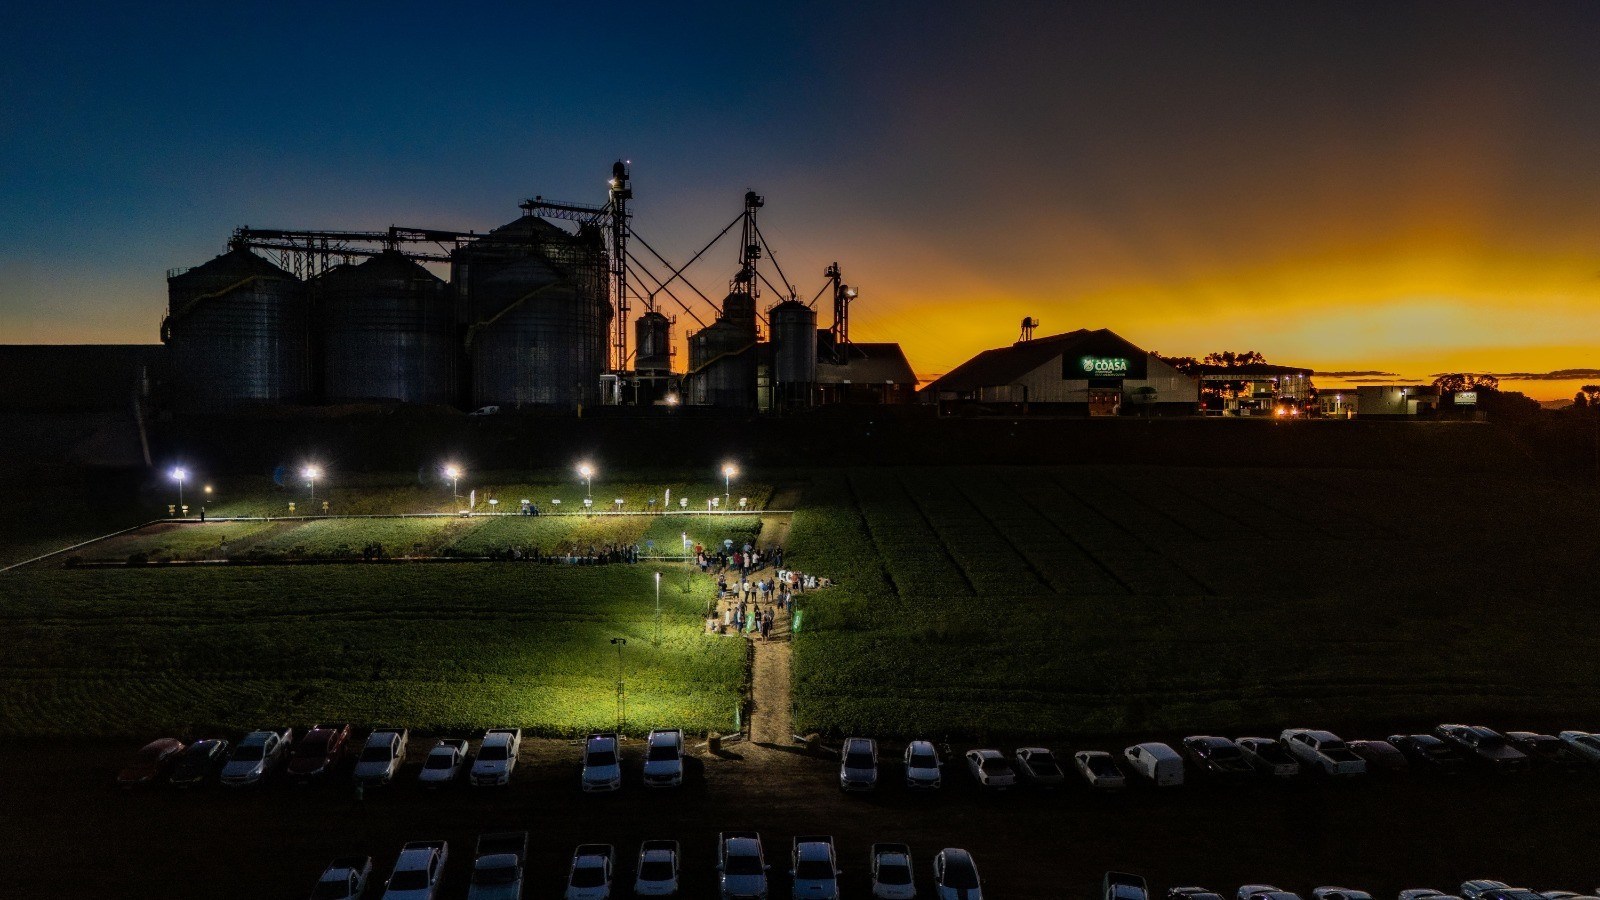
left=920, top=328, right=1198, bottom=415
left=814, top=334, right=919, bottom=404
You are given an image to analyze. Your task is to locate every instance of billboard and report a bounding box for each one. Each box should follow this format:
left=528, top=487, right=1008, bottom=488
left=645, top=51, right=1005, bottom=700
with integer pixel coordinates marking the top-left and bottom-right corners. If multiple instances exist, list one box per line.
left=1066, top=354, right=1146, bottom=380
left=1455, top=391, right=1478, bottom=405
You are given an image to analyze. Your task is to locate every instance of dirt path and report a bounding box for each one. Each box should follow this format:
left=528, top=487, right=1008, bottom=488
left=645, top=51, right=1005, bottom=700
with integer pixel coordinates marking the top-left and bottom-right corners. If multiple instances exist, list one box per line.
left=749, top=638, right=793, bottom=744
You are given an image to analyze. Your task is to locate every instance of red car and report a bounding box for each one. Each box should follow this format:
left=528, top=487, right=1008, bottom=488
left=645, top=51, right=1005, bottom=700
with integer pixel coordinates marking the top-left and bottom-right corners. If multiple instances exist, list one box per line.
left=117, top=738, right=186, bottom=788
left=286, top=724, right=351, bottom=780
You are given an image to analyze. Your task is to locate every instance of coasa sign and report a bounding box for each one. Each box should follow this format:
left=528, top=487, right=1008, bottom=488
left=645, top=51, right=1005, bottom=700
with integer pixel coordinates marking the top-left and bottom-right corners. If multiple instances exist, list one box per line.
left=1077, top=356, right=1131, bottom=377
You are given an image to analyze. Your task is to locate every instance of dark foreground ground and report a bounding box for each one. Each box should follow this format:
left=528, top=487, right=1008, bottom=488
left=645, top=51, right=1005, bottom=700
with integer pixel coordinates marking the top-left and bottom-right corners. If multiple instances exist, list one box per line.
left=9, top=737, right=1599, bottom=899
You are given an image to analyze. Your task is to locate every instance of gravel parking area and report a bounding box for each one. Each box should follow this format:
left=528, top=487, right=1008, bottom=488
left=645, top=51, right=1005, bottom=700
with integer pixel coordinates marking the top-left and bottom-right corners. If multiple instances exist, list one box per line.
left=11, top=736, right=1600, bottom=898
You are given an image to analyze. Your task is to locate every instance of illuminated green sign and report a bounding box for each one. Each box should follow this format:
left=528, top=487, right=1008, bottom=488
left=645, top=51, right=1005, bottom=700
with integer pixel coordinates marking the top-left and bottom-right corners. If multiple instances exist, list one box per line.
left=1077, top=356, right=1131, bottom=377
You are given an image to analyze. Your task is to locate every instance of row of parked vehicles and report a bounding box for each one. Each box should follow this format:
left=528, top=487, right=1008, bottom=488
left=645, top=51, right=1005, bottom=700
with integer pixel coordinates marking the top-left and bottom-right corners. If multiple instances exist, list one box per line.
left=1099, top=875, right=1600, bottom=900
left=309, top=833, right=979, bottom=900
left=832, top=725, right=1600, bottom=792
left=117, top=727, right=690, bottom=790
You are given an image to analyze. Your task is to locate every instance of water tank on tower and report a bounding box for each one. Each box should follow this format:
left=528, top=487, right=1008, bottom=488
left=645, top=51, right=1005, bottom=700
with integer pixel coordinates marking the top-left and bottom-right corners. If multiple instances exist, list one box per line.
left=163, top=247, right=309, bottom=408
left=317, top=250, right=453, bottom=404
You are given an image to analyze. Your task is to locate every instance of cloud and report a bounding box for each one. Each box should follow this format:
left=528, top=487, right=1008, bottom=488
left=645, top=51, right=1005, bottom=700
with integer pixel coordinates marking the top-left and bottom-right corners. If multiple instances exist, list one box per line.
left=1342, top=377, right=1426, bottom=384
left=1428, top=368, right=1600, bottom=381
left=1317, top=370, right=1399, bottom=378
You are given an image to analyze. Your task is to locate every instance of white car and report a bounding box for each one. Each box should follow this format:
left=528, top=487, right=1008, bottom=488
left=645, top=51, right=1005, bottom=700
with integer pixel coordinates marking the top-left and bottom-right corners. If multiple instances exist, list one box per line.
left=870, top=843, right=916, bottom=900
left=1014, top=747, right=1066, bottom=787
left=383, top=841, right=448, bottom=900
left=717, top=832, right=769, bottom=900
left=1461, top=883, right=1513, bottom=900
left=471, top=728, right=521, bottom=787
left=790, top=836, right=840, bottom=900
left=1558, top=731, right=1600, bottom=764
left=1236, top=737, right=1301, bottom=778
left=220, top=728, right=291, bottom=787
left=418, top=739, right=468, bottom=786
left=1240, top=886, right=1286, bottom=900
left=965, top=749, right=1016, bottom=789
left=583, top=732, right=623, bottom=792
left=1313, top=889, right=1373, bottom=900
left=903, top=740, right=942, bottom=789
left=1074, top=750, right=1126, bottom=789
left=565, top=844, right=615, bottom=900
left=840, top=737, right=878, bottom=791
left=1398, top=891, right=1450, bottom=900
left=634, top=840, right=680, bottom=897
left=932, top=848, right=982, bottom=900
left=312, top=856, right=372, bottom=900
left=354, top=728, right=408, bottom=784
left=642, top=729, right=684, bottom=787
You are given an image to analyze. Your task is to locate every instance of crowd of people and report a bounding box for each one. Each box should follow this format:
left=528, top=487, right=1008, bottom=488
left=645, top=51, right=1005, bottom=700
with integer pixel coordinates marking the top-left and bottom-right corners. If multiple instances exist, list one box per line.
left=699, top=541, right=829, bottom=641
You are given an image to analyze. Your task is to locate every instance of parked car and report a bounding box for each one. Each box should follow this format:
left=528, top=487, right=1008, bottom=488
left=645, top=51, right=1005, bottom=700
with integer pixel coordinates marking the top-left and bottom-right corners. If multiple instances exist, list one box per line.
left=221, top=728, right=292, bottom=786
left=790, top=835, right=840, bottom=900
left=1387, top=734, right=1469, bottom=774
left=467, top=831, right=527, bottom=900
left=311, top=856, right=373, bottom=900
left=1460, top=883, right=1513, bottom=900
left=1168, top=889, right=1223, bottom=900
left=903, top=740, right=942, bottom=789
left=965, top=749, right=1017, bottom=789
left=1505, top=732, right=1588, bottom=773
left=117, top=738, right=185, bottom=788
left=1181, top=736, right=1254, bottom=780
left=634, top=840, right=680, bottom=897
left=1435, top=725, right=1529, bottom=773
left=1236, top=737, right=1300, bottom=778
left=840, top=737, right=878, bottom=791
left=355, top=728, right=409, bottom=785
left=1014, top=747, right=1066, bottom=787
left=1347, top=740, right=1409, bottom=774
left=1105, top=872, right=1149, bottom=900
left=383, top=840, right=448, bottom=900
left=582, top=733, right=623, bottom=792
left=1478, top=891, right=1546, bottom=900
left=472, top=728, right=521, bottom=786
left=1123, top=742, right=1184, bottom=786
left=642, top=729, right=684, bottom=787
left=869, top=843, right=916, bottom=900
left=717, top=831, right=769, bottom=900
left=287, top=724, right=351, bottom=781
left=1239, top=887, right=1301, bottom=900
left=168, top=738, right=229, bottom=788
left=1397, top=890, right=1450, bottom=900
left=1280, top=729, right=1366, bottom=776
left=932, top=848, right=982, bottom=900
left=1557, top=731, right=1600, bottom=765
left=1312, top=888, right=1373, bottom=900
left=418, top=739, right=469, bottom=786
left=565, top=844, right=616, bottom=900
left=1074, top=750, right=1126, bottom=789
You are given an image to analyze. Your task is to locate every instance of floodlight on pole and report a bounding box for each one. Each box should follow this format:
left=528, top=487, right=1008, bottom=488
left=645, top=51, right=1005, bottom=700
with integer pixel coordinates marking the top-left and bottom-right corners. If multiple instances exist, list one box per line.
left=722, top=464, right=737, bottom=504
left=170, top=467, right=188, bottom=512
left=301, top=464, right=322, bottom=502
left=578, top=463, right=594, bottom=499
left=443, top=464, right=462, bottom=499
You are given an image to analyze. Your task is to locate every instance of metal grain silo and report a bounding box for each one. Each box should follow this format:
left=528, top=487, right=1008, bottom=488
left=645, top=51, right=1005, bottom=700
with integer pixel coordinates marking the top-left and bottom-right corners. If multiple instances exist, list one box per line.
left=163, top=247, right=308, bottom=408
left=634, top=310, right=672, bottom=374
left=456, top=215, right=612, bottom=409
left=686, top=291, right=759, bottom=408
left=769, top=299, right=817, bottom=407
left=318, top=250, right=453, bottom=404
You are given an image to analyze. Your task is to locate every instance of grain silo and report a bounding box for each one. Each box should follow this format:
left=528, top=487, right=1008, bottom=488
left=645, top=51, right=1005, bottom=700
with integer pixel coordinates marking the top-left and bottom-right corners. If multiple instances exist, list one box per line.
left=769, top=299, right=817, bottom=407
left=455, top=215, right=611, bottom=408
left=163, top=247, right=308, bottom=408
left=686, top=291, right=759, bottom=408
left=317, top=250, right=453, bottom=404
left=634, top=310, right=672, bottom=374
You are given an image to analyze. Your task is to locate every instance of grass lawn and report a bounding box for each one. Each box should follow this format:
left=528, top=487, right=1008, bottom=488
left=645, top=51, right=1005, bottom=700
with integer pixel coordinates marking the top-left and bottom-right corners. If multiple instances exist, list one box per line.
left=0, top=563, right=744, bottom=739
left=786, top=466, right=1600, bottom=740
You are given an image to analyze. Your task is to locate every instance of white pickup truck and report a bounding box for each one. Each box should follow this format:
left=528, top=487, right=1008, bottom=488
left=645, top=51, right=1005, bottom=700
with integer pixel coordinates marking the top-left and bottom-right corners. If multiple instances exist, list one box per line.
left=1280, top=729, right=1366, bottom=776
left=383, top=841, right=448, bottom=900
left=354, top=728, right=409, bottom=784
left=310, top=856, right=372, bottom=900
left=471, top=728, right=522, bottom=787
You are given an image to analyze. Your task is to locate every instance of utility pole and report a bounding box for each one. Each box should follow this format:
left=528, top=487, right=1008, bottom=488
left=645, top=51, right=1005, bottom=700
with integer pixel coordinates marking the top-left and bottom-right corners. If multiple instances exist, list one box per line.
left=610, top=637, right=627, bottom=734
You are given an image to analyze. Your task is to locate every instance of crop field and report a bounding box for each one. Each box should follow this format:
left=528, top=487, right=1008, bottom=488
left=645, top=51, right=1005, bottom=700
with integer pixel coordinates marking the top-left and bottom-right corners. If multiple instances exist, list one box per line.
left=786, top=465, right=1600, bottom=739
left=0, top=528, right=767, bottom=738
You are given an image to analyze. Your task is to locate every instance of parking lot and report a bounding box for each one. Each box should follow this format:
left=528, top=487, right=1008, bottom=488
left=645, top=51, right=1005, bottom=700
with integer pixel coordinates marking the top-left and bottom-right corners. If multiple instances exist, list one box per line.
left=13, top=734, right=1600, bottom=899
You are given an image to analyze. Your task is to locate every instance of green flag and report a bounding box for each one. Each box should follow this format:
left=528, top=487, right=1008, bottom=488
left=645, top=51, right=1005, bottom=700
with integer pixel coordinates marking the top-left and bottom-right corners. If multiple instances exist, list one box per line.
left=792, top=609, right=803, bottom=633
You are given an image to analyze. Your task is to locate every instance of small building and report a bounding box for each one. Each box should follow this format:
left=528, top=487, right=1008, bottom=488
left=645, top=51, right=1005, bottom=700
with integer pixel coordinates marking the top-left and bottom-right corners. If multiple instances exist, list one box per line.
left=1194, top=363, right=1315, bottom=416
left=814, top=334, right=919, bottom=404
left=920, top=328, right=1198, bottom=415
left=1356, top=385, right=1438, bottom=417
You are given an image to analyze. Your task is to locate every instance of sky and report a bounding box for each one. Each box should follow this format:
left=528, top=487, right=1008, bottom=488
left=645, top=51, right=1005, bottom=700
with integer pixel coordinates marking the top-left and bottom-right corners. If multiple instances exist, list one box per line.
left=3, top=1, right=1599, bottom=401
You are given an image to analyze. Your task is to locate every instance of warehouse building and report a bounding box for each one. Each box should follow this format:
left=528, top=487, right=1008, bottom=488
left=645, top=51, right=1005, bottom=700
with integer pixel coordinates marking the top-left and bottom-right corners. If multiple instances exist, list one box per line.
left=1194, top=363, right=1315, bottom=416
left=921, top=328, right=1198, bottom=415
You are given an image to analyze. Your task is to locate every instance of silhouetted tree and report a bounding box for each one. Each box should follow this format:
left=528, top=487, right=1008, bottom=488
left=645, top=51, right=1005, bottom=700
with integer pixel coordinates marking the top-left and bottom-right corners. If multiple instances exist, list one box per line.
left=1432, top=373, right=1500, bottom=393
left=1582, top=384, right=1600, bottom=406
left=1575, top=392, right=1590, bottom=409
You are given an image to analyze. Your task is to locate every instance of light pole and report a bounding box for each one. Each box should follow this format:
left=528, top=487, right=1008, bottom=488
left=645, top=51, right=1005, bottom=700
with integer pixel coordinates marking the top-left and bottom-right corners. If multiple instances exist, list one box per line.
left=654, top=571, right=662, bottom=645
left=302, top=465, right=321, bottom=504
left=170, top=467, right=187, bottom=515
left=443, top=464, right=462, bottom=500
left=722, top=463, right=737, bottom=505
left=609, top=637, right=627, bottom=734
left=578, top=462, right=594, bottom=500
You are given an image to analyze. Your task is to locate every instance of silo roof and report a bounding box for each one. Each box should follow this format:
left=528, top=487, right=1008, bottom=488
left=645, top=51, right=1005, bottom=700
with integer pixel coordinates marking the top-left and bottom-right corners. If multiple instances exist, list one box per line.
left=169, top=246, right=294, bottom=283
